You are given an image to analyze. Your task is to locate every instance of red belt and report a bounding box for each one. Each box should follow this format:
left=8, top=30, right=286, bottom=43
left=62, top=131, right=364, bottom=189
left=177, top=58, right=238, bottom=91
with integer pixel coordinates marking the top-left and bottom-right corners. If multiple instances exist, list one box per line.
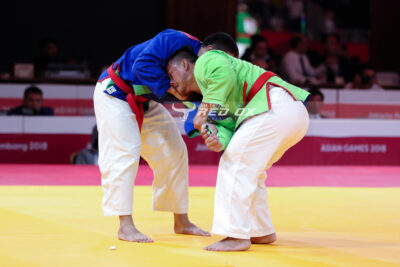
left=243, top=71, right=278, bottom=107
left=107, top=63, right=147, bottom=131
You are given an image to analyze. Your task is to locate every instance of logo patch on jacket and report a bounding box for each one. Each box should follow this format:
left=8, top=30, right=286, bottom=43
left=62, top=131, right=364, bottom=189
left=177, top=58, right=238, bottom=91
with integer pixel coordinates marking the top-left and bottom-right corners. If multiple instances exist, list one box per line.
left=106, top=86, right=117, bottom=94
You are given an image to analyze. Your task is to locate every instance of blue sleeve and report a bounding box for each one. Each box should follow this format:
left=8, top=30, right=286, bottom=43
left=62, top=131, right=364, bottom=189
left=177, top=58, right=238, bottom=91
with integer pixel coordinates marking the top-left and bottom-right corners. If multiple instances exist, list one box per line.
left=184, top=107, right=200, bottom=137
left=132, top=29, right=201, bottom=99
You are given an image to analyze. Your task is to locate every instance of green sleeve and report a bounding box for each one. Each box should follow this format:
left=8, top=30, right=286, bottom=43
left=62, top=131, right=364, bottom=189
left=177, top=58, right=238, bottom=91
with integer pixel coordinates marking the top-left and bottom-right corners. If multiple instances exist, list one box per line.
left=214, top=124, right=234, bottom=150
left=186, top=123, right=233, bottom=150
left=187, top=130, right=201, bottom=138
left=194, top=52, right=237, bottom=106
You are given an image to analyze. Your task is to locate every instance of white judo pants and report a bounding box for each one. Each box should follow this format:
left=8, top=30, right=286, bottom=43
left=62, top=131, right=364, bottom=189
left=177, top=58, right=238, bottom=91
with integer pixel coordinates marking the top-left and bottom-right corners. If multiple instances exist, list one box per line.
left=212, top=85, right=309, bottom=239
left=93, top=78, right=189, bottom=216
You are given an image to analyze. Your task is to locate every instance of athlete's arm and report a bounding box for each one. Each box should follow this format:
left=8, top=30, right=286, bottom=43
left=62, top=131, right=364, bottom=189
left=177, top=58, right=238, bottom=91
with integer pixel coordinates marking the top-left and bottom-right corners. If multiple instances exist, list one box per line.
left=193, top=51, right=238, bottom=151
left=183, top=102, right=233, bottom=151
left=201, top=123, right=233, bottom=152
left=193, top=103, right=216, bottom=131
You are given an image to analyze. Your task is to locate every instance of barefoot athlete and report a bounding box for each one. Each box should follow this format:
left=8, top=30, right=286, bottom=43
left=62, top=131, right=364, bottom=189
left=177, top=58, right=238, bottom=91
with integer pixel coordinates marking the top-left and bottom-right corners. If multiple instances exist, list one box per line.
left=94, top=29, right=238, bottom=242
left=167, top=49, right=310, bottom=251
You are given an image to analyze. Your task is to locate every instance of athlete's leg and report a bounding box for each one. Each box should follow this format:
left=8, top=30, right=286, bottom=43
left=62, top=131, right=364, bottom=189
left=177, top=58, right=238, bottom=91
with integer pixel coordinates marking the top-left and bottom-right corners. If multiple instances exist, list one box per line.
left=205, top=86, right=309, bottom=251
left=205, top=110, right=280, bottom=251
left=140, top=102, right=209, bottom=236
left=94, top=79, right=152, bottom=242
left=249, top=172, right=277, bottom=244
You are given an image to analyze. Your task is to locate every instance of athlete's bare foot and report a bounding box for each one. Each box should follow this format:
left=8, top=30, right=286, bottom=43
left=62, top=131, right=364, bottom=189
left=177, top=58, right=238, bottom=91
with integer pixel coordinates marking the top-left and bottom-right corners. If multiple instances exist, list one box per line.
left=173, top=213, right=211, bottom=236
left=251, top=233, right=276, bottom=244
left=204, top=237, right=251, bottom=251
left=118, top=215, right=153, bottom=243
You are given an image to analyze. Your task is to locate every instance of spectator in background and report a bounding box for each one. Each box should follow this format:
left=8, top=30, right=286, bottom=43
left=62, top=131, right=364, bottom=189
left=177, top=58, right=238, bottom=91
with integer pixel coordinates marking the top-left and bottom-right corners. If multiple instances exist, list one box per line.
left=284, top=0, right=305, bottom=32
left=320, top=33, right=352, bottom=85
left=345, top=73, right=362, bottom=89
left=236, top=1, right=260, bottom=57
left=7, top=86, right=54, bottom=116
left=35, top=38, right=91, bottom=78
left=241, top=34, right=277, bottom=70
left=360, top=68, right=383, bottom=90
left=306, top=87, right=326, bottom=119
left=73, top=126, right=99, bottom=165
left=323, top=10, right=336, bottom=34
left=282, top=35, right=324, bottom=85
left=269, top=8, right=285, bottom=31
left=345, top=67, right=383, bottom=90
left=34, top=38, right=64, bottom=77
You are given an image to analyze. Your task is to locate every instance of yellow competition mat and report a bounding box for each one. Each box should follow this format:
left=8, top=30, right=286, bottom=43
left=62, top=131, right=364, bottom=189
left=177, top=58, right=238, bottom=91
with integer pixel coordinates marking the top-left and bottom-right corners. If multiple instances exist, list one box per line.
left=1, top=186, right=399, bottom=266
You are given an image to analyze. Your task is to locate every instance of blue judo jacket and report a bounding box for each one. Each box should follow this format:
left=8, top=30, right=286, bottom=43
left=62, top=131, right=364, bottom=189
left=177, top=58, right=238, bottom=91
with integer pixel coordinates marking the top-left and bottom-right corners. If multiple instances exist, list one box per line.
left=98, top=29, right=201, bottom=102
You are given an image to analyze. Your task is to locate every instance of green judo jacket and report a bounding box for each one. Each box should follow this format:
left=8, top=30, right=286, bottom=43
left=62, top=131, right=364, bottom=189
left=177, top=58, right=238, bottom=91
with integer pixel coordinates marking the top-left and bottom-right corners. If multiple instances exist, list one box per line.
left=193, top=50, right=310, bottom=150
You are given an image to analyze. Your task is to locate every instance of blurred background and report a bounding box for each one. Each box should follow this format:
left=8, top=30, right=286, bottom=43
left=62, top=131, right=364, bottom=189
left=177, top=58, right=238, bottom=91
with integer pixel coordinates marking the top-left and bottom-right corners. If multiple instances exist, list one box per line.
left=1, top=0, right=399, bottom=165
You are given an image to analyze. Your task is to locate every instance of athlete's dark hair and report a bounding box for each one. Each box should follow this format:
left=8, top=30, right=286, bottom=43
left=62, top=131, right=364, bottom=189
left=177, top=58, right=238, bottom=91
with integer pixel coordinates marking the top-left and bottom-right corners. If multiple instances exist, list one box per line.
left=169, top=47, right=198, bottom=64
left=203, top=32, right=239, bottom=58
left=24, top=86, right=43, bottom=99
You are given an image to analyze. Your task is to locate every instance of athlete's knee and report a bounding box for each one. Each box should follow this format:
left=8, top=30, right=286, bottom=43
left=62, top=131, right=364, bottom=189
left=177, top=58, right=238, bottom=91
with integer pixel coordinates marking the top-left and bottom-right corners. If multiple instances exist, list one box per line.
left=170, top=138, right=188, bottom=159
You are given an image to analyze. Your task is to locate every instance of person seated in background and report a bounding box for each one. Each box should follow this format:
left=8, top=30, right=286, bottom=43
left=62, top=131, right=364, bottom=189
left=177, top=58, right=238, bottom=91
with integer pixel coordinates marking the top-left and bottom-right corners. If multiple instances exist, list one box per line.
left=73, top=126, right=98, bottom=165
left=345, top=67, right=383, bottom=90
left=7, top=86, right=54, bottom=116
left=306, top=87, right=326, bottom=119
left=241, top=34, right=276, bottom=71
left=319, top=34, right=353, bottom=85
left=34, top=38, right=90, bottom=78
left=345, top=73, right=362, bottom=89
left=359, top=68, right=383, bottom=90
left=281, top=35, right=324, bottom=85
left=34, top=38, right=64, bottom=77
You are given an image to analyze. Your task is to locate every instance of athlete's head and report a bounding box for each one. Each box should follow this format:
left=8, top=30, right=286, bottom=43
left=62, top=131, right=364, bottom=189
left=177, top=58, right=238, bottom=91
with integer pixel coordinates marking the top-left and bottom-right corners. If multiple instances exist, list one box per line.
left=199, top=32, right=239, bottom=58
left=167, top=48, right=202, bottom=101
